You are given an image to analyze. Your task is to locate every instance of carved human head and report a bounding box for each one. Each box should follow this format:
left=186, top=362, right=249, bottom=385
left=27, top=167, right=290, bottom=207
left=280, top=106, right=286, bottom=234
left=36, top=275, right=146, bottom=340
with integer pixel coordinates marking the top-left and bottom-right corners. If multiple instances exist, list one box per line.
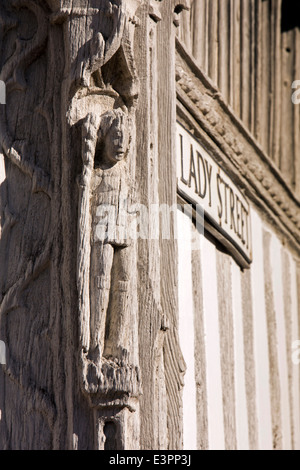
left=99, top=109, right=130, bottom=164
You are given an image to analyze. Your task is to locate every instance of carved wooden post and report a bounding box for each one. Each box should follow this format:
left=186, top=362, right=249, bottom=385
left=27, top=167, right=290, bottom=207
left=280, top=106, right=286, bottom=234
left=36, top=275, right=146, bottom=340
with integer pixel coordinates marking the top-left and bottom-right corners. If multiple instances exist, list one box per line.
left=0, top=0, right=188, bottom=449
left=156, top=0, right=189, bottom=450
left=134, top=0, right=188, bottom=450
left=0, top=0, right=66, bottom=450
left=59, top=0, right=142, bottom=449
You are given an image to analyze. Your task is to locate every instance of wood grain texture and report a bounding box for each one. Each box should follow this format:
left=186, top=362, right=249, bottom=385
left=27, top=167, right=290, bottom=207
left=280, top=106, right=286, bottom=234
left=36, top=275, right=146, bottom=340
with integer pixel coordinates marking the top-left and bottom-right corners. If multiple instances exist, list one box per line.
left=263, top=229, right=283, bottom=449
left=191, top=226, right=209, bottom=450
left=216, top=251, right=237, bottom=450
left=157, top=0, right=187, bottom=450
left=178, top=0, right=300, bottom=194
left=1, top=0, right=300, bottom=452
left=241, top=268, right=258, bottom=450
left=231, top=260, right=250, bottom=450
left=281, top=250, right=294, bottom=449
left=0, top=0, right=66, bottom=449
left=135, top=2, right=169, bottom=450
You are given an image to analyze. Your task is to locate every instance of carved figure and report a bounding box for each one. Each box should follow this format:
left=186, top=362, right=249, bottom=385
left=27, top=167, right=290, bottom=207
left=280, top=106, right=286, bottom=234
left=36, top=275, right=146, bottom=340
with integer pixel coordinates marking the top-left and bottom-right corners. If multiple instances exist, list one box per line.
left=79, top=108, right=138, bottom=395
left=66, top=0, right=141, bottom=448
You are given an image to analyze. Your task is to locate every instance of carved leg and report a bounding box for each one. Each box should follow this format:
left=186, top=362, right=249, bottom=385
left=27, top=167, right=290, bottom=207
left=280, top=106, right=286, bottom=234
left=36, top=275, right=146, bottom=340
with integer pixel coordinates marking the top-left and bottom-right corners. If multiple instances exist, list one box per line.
left=89, top=242, right=114, bottom=359
left=103, top=245, right=133, bottom=363
left=86, top=242, right=140, bottom=401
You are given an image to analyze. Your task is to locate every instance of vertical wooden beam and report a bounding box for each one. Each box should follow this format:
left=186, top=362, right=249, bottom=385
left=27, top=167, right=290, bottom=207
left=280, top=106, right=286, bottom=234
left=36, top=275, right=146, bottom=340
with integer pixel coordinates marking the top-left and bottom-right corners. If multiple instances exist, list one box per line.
left=135, top=2, right=163, bottom=450
left=253, top=0, right=262, bottom=142
left=192, top=0, right=209, bottom=73
left=280, top=29, right=295, bottom=184
left=218, top=0, right=230, bottom=102
left=250, top=0, right=256, bottom=135
left=263, top=229, right=283, bottom=450
left=208, top=0, right=219, bottom=84
left=177, top=8, right=192, bottom=52
left=216, top=251, right=237, bottom=450
left=241, top=268, right=259, bottom=450
left=231, top=261, right=250, bottom=450
left=260, top=0, right=271, bottom=154
left=157, top=0, right=186, bottom=450
left=293, top=28, right=300, bottom=196
left=192, top=0, right=202, bottom=67
left=191, top=226, right=209, bottom=450
left=271, top=0, right=282, bottom=167
left=240, top=0, right=251, bottom=128
left=230, top=0, right=241, bottom=116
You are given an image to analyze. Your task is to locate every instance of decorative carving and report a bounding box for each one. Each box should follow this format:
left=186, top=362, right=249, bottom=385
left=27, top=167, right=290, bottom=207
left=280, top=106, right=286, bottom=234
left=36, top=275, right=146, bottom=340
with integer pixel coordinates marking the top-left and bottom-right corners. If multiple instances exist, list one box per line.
left=78, top=108, right=140, bottom=404
left=149, top=1, right=162, bottom=22
left=0, top=237, right=52, bottom=317
left=151, top=0, right=189, bottom=26
left=0, top=0, right=52, bottom=198
left=173, top=1, right=190, bottom=27
left=0, top=205, right=17, bottom=239
left=0, top=1, right=64, bottom=449
left=62, top=0, right=141, bottom=449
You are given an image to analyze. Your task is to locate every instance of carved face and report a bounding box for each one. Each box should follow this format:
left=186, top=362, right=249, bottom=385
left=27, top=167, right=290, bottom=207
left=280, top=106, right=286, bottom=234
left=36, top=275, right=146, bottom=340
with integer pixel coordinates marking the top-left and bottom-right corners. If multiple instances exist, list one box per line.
left=104, top=112, right=130, bottom=163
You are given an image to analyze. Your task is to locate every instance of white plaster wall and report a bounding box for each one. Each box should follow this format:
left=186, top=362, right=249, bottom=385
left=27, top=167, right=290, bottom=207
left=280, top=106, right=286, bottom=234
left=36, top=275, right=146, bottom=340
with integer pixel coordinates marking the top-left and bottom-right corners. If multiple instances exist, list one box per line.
left=177, top=205, right=300, bottom=450
left=177, top=209, right=197, bottom=450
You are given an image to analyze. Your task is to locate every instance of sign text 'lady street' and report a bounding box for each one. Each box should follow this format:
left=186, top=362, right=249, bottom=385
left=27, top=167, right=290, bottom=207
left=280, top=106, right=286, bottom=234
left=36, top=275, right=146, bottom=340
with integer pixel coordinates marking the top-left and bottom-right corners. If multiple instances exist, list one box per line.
left=177, top=123, right=252, bottom=266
